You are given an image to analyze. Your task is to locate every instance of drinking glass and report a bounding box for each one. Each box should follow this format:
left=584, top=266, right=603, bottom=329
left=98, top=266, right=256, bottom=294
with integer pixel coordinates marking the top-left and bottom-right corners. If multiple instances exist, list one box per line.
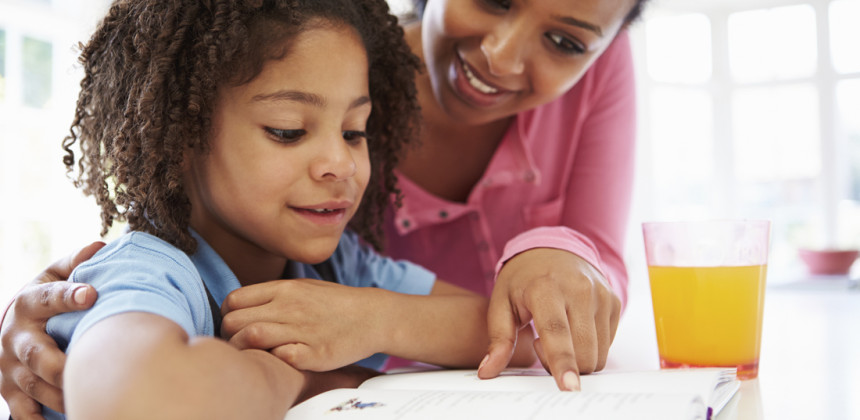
left=642, top=220, right=770, bottom=379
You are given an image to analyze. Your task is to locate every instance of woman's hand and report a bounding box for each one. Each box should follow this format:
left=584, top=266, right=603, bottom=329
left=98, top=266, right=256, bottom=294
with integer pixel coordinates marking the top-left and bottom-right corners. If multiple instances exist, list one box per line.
left=0, top=242, right=102, bottom=419
left=221, top=279, right=381, bottom=372
left=478, top=248, right=621, bottom=391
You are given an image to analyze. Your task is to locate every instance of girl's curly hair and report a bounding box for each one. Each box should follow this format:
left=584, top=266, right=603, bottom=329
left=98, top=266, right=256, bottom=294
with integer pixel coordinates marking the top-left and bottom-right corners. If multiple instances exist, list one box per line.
left=62, top=0, right=421, bottom=254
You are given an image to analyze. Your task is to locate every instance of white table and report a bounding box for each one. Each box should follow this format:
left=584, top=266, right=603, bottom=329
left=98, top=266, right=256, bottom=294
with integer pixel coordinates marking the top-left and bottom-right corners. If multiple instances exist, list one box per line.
left=605, top=277, right=860, bottom=420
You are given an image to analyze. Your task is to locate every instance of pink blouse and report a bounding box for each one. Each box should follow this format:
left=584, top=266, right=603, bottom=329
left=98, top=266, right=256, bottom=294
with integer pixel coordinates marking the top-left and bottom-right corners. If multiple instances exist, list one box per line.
left=383, top=31, right=636, bottom=308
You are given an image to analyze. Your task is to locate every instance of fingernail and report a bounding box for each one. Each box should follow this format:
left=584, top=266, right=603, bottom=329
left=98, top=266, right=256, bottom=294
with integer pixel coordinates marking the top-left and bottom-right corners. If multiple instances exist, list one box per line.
left=563, top=371, right=580, bottom=391
left=478, top=354, right=489, bottom=371
left=73, top=286, right=88, bottom=305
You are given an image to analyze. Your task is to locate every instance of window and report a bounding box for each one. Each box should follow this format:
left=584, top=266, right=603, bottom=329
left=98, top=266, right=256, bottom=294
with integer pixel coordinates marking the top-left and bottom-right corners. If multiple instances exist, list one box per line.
left=728, top=5, right=817, bottom=83
left=837, top=79, right=860, bottom=236
left=0, top=0, right=111, bottom=312
left=22, top=36, right=52, bottom=108
left=830, top=0, right=860, bottom=74
left=0, top=29, right=6, bottom=101
left=630, top=0, right=860, bottom=284
left=645, top=13, right=712, bottom=84
left=386, top=0, right=415, bottom=17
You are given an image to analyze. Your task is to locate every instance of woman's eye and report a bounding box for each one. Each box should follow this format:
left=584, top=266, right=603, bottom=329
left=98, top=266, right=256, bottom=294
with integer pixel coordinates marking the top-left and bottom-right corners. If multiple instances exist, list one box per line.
left=343, top=130, right=367, bottom=143
left=480, top=0, right=511, bottom=11
left=546, top=33, right=585, bottom=55
left=265, top=127, right=306, bottom=143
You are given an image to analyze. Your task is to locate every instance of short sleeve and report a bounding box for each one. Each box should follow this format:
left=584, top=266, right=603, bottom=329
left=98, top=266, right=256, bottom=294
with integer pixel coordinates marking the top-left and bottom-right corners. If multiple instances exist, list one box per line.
left=46, top=233, right=213, bottom=351
left=330, top=231, right=436, bottom=295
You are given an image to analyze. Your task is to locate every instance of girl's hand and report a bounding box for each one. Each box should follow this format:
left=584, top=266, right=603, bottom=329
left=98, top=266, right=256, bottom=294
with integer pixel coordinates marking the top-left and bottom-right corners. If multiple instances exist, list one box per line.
left=0, top=242, right=102, bottom=419
left=221, top=279, right=381, bottom=372
left=477, top=248, right=621, bottom=391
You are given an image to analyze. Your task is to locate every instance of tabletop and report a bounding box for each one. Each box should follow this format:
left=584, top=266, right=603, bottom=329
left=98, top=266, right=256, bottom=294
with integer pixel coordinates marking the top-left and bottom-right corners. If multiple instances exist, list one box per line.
left=605, top=276, right=860, bottom=420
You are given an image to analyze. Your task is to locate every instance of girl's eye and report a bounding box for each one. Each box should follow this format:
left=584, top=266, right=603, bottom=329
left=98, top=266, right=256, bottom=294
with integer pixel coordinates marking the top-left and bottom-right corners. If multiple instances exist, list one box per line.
left=265, top=127, right=306, bottom=143
left=480, top=0, right=511, bottom=11
left=545, top=33, right=585, bottom=55
left=343, top=130, right=367, bottom=144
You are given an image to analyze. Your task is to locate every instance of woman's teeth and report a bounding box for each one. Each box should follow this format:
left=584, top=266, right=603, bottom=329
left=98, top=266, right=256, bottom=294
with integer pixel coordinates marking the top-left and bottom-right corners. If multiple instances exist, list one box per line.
left=462, top=61, right=499, bottom=94
left=310, top=208, right=336, bottom=214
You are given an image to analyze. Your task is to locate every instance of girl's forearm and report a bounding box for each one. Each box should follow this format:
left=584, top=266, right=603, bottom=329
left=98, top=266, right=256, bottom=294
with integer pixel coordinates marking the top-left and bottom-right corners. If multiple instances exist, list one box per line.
left=65, top=312, right=303, bottom=420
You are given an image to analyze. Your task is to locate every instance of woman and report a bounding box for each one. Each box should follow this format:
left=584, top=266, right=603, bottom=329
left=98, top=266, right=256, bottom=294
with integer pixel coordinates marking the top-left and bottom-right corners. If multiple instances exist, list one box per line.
left=0, top=0, right=647, bottom=416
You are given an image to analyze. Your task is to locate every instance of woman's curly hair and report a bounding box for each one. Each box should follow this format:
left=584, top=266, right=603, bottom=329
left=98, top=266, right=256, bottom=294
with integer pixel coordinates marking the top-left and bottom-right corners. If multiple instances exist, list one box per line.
left=62, top=0, right=421, bottom=254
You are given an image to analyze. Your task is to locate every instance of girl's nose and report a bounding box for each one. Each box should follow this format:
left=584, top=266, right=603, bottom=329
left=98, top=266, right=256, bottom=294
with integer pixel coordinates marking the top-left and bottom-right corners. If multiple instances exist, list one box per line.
left=480, top=20, right=527, bottom=76
left=310, top=135, right=357, bottom=181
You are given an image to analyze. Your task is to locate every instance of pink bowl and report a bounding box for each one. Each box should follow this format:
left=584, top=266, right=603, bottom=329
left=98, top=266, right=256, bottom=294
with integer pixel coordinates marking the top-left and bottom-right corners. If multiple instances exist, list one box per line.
left=798, top=249, right=859, bottom=275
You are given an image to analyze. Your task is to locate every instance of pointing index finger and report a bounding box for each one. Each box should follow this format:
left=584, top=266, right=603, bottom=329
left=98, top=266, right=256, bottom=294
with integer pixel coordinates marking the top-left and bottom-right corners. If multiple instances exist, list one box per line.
left=531, top=303, right=581, bottom=391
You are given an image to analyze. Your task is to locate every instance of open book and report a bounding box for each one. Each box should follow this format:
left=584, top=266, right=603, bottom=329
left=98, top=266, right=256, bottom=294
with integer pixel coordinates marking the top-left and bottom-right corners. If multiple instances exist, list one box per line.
left=285, top=368, right=740, bottom=420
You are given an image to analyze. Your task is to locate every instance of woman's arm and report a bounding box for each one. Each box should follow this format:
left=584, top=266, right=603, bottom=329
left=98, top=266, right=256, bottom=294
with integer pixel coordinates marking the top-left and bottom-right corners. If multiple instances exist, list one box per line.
left=220, top=278, right=536, bottom=372
left=65, top=311, right=304, bottom=420
left=376, top=279, right=537, bottom=368
left=0, top=242, right=102, bottom=419
left=479, top=31, right=636, bottom=390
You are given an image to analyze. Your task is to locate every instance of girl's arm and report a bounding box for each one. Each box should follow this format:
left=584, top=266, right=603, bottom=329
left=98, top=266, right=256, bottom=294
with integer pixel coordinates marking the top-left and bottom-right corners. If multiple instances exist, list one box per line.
left=220, top=278, right=536, bottom=372
left=65, top=311, right=304, bottom=420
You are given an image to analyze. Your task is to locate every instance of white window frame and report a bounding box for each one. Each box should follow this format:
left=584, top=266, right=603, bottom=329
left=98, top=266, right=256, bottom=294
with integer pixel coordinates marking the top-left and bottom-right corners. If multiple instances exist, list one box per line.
left=626, top=0, right=860, bottom=286
left=0, top=0, right=111, bottom=311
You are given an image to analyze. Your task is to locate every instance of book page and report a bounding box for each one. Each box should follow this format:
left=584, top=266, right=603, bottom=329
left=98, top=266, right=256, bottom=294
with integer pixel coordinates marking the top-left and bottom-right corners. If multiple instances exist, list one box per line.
left=361, top=368, right=739, bottom=417
left=286, top=388, right=705, bottom=420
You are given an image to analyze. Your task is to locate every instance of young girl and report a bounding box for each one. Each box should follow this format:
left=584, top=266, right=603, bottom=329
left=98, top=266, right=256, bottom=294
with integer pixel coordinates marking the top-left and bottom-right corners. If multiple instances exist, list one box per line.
left=27, top=0, right=531, bottom=419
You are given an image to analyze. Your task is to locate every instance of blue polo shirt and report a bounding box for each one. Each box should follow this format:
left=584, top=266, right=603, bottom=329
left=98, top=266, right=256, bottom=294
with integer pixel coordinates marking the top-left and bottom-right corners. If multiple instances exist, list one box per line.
left=46, top=229, right=435, bottom=369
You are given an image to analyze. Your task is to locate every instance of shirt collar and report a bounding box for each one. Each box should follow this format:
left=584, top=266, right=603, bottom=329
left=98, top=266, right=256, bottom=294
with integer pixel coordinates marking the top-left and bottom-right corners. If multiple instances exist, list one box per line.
left=188, top=230, right=242, bottom=307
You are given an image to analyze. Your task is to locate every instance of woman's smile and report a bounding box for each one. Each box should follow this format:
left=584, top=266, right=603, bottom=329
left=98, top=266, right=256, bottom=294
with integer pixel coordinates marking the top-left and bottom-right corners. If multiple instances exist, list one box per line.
left=451, top=50, right=514, bottom=108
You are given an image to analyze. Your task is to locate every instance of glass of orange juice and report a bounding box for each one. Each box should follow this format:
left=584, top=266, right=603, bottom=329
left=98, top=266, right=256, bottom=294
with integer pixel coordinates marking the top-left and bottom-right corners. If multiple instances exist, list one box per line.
left=642, top=220, right=770, bottom=380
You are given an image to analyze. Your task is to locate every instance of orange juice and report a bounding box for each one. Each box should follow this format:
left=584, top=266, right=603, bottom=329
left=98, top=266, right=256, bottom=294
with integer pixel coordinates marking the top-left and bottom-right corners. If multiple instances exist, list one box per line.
left=648, top=264, right=767, bottom=379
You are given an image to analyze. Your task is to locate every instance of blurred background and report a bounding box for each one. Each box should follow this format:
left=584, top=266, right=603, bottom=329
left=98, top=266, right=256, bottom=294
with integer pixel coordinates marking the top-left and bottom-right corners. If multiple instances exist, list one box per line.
left=0, top=0, right=858, bottom=362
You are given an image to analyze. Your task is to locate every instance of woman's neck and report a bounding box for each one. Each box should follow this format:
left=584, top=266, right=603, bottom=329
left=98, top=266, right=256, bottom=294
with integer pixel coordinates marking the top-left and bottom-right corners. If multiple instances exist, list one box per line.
left=401, top=23, right=513, bottom=203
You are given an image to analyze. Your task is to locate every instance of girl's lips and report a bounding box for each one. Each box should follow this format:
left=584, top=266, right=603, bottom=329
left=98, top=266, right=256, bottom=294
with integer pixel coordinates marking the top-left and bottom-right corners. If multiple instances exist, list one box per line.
left=292, top=207, right=348, bottom=225
left=449, top=52, right=513, bottom=108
